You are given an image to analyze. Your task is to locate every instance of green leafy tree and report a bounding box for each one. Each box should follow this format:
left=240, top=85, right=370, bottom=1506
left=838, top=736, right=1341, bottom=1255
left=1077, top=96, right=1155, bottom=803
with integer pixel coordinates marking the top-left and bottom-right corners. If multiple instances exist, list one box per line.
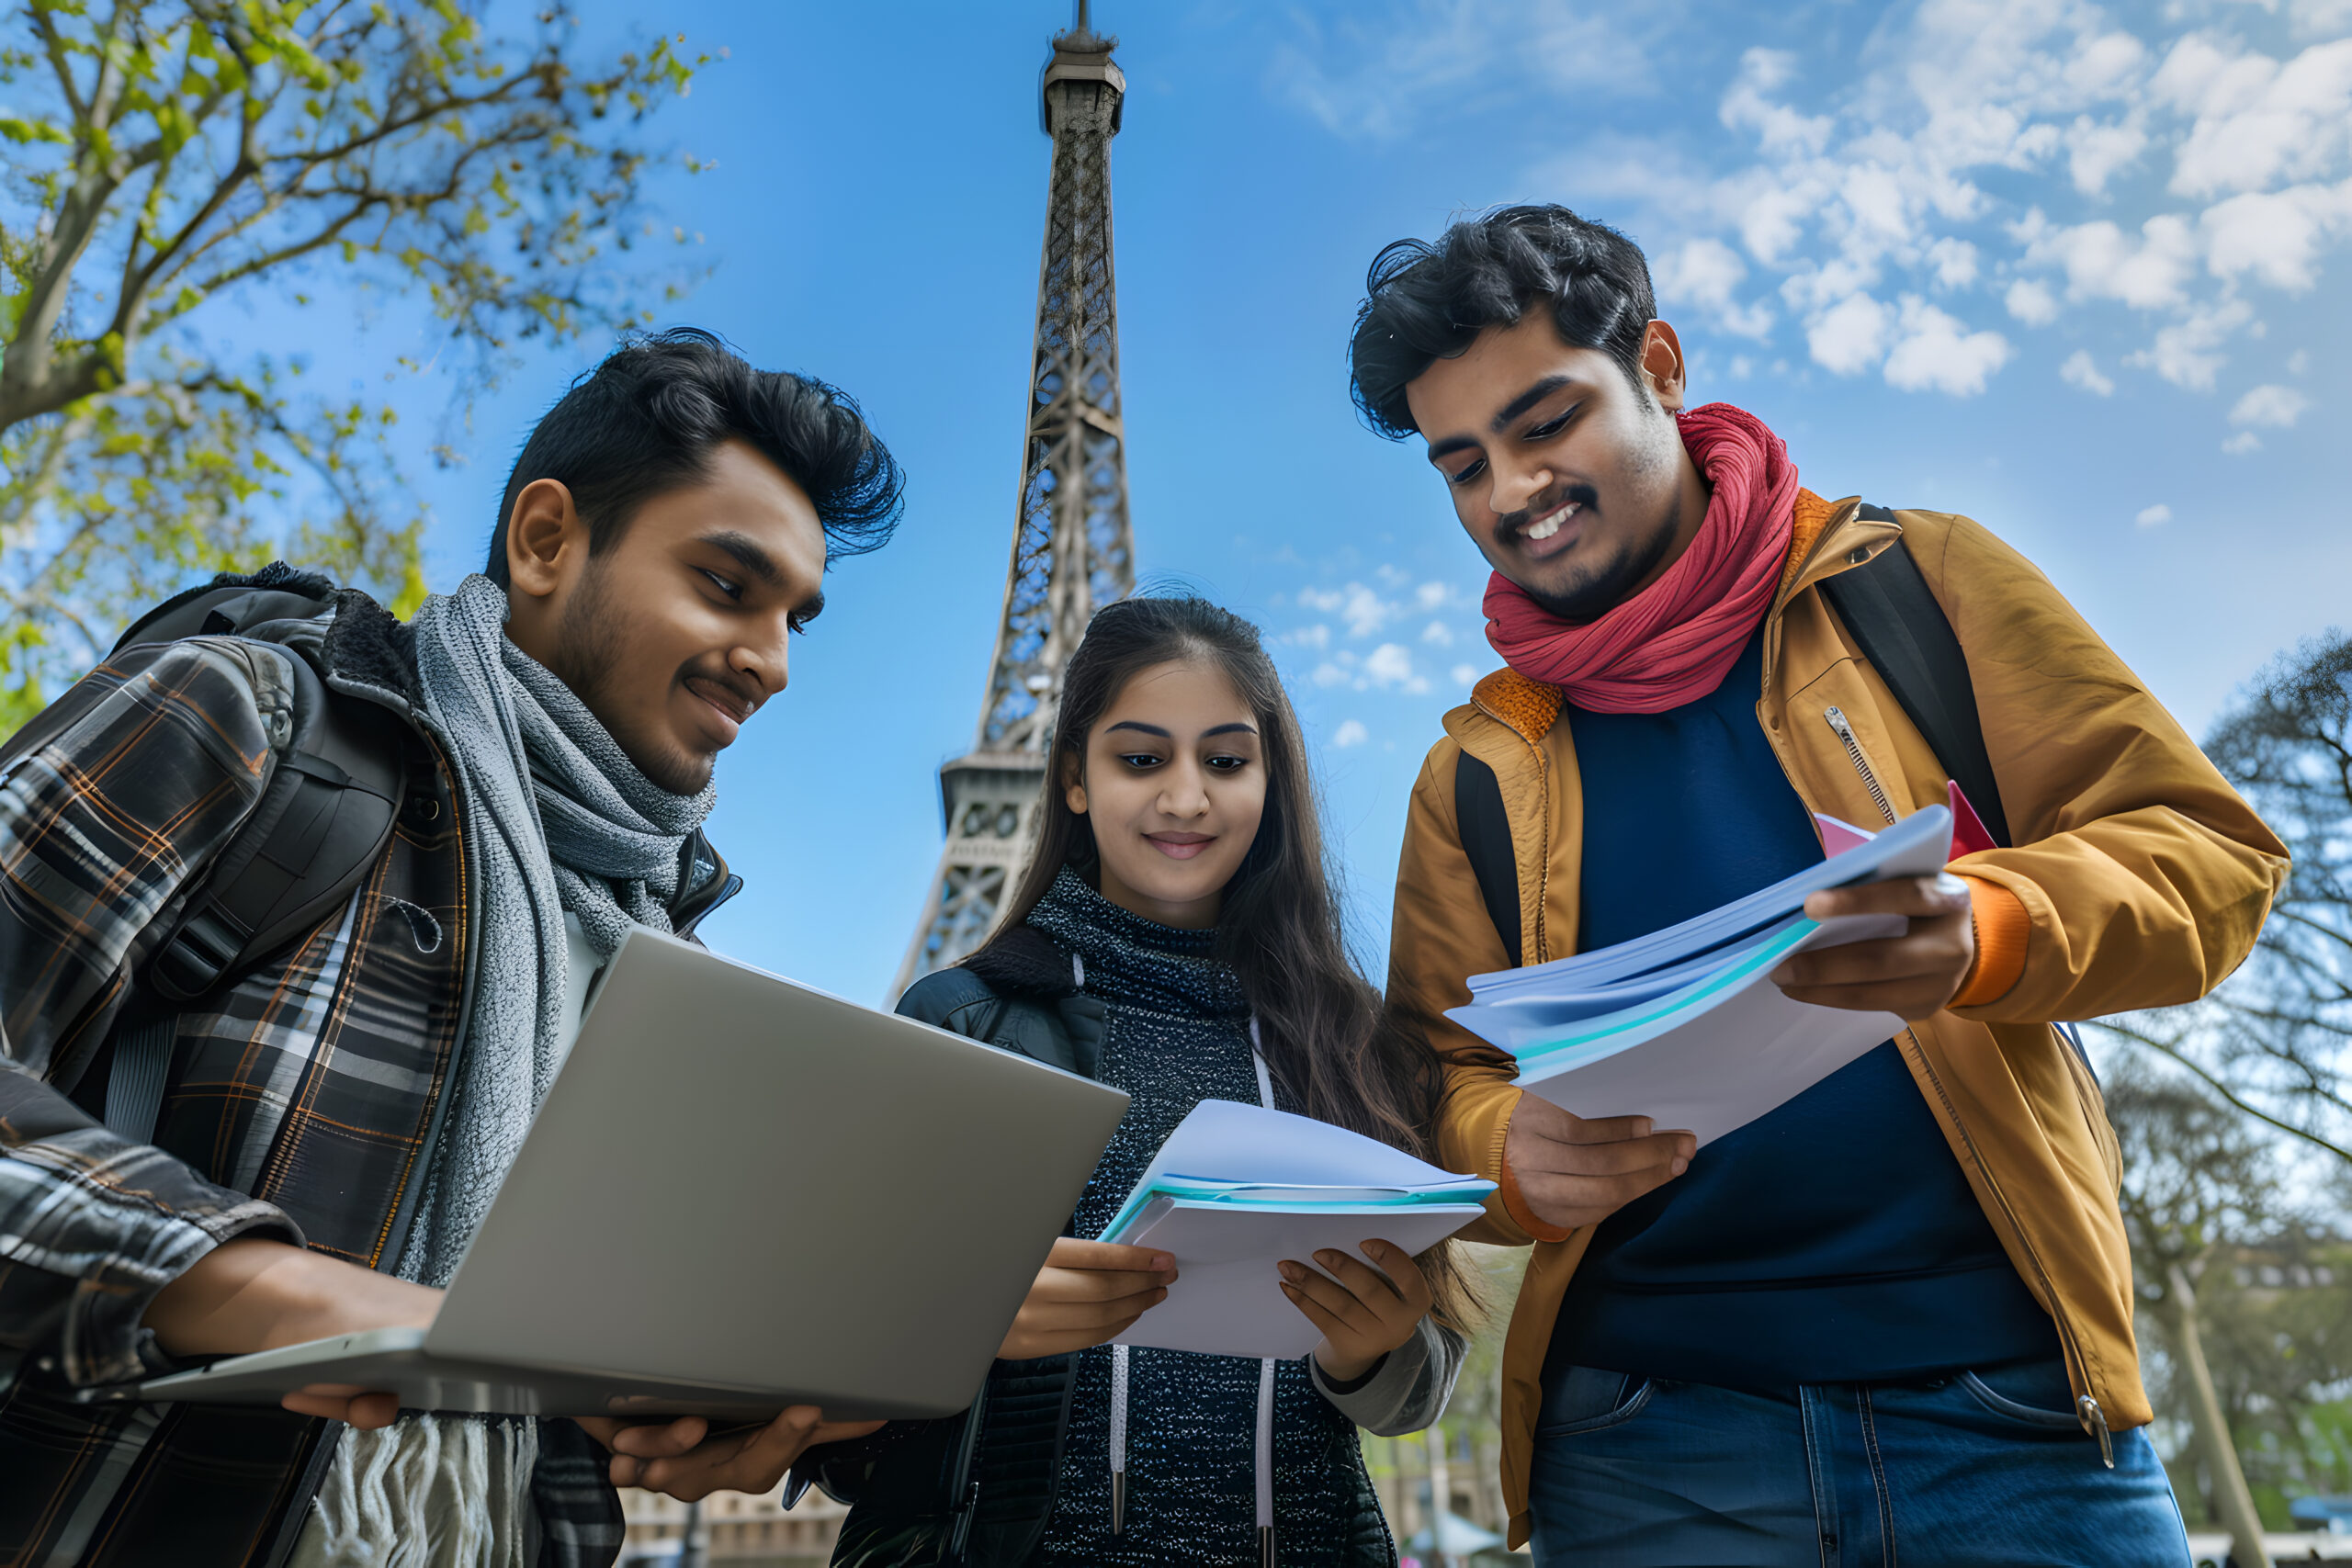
left=0, top=0, right=707, bottom=733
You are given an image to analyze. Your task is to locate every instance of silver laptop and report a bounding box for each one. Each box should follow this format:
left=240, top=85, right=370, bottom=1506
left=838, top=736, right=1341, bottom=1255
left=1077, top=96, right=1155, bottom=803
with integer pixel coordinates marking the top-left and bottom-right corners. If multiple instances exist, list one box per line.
left=137, top=929, right=1126, bottom=1422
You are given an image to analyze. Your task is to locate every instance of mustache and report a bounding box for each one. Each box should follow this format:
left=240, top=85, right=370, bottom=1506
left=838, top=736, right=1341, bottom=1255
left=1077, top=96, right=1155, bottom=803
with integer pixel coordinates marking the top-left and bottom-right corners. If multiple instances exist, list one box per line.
left=1493, top=482, right=1600, bottom=547
left=679, top=660, right=765, bottom=724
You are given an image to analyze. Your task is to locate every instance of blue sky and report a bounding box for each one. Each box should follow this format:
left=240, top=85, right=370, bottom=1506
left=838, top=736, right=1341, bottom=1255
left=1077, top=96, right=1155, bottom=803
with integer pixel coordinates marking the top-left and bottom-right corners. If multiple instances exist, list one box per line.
left=300, top=0, right=2351, bottom=1002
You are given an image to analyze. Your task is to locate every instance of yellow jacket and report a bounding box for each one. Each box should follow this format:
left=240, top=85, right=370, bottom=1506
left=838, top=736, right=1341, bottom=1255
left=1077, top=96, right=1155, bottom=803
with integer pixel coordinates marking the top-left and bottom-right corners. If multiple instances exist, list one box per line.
left=1388, top=494, right=2289, bottom=1548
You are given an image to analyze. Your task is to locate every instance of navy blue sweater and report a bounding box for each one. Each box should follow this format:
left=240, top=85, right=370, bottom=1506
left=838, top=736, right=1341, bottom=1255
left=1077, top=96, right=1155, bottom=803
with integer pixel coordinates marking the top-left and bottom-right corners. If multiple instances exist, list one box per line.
left=1546, top=626, right=2057, bottom=1390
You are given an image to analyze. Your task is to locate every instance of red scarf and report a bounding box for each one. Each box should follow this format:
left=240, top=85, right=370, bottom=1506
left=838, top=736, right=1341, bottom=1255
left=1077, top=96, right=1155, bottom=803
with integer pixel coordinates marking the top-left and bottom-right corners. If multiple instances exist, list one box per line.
left=1482, top=402, right=1800, bottom=714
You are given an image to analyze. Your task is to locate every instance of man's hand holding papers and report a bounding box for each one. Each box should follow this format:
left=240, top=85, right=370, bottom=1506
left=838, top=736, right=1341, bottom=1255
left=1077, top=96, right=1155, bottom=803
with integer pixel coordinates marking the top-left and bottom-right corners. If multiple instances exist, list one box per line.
left=1501, top=1099, right=1698, bottom=1233
left=1771, top=872, right=1977, bottom=1021
left=1455, top=805, right=1961, bottom=1151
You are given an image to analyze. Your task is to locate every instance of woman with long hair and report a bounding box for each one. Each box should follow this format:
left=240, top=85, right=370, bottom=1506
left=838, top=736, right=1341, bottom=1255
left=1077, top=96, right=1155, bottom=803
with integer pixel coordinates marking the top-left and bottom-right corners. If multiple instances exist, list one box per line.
left=811, top=594, right=1472, bottom=1567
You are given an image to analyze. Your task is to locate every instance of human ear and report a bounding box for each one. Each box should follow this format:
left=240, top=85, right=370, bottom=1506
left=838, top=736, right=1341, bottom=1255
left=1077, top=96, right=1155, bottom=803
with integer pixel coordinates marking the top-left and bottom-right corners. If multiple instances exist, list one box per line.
left=1061, top=754, right=1088, bottom=817
left=504, top=479, right=584, bottom=601
left=1639, top=320, right=1690, bottom=414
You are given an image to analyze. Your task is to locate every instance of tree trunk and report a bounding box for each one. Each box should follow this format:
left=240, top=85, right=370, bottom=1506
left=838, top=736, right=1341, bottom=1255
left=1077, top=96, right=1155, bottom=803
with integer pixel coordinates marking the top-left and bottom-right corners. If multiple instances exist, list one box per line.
left=2160, top=1261, right=2272, bottom=1568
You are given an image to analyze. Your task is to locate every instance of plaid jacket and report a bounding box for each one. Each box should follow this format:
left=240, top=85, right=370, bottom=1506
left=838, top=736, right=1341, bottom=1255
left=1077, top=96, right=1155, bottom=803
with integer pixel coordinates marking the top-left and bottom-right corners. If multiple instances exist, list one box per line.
left=0, top=583, right=628, bottom=1568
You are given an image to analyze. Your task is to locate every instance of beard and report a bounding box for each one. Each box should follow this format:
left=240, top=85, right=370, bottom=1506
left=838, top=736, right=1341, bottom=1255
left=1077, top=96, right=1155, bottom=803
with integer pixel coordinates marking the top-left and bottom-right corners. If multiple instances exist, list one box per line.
left=548, top=563, right=716, bottom=797
left=1505, top=405, right=1690, bottom=625
left=1511, top=511, right=1683, bottom=625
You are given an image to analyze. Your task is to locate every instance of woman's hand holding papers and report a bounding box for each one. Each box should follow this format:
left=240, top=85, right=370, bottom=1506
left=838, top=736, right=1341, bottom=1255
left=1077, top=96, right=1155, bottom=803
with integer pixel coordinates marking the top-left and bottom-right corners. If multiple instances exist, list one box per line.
left=1504, top=1097, right=1696, bottom=1232
left=579, top=1410, right=886, bottom=1501
left=1277, top=1239, right=1433, bottom=1382
left=998, top=1236, right=1179, bottom=1359
left=1771, top=874, right=1975, bottom=1021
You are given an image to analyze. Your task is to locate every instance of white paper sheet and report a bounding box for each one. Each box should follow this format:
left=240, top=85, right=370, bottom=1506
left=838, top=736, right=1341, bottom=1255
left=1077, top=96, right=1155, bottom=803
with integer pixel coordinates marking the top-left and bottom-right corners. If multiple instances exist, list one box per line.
left=1099, top=1100, right=1494, bottom=1359
left=1106, top=1200, right=1489, bottom=1359
left=1507, top=921, right=1904, bottom=1145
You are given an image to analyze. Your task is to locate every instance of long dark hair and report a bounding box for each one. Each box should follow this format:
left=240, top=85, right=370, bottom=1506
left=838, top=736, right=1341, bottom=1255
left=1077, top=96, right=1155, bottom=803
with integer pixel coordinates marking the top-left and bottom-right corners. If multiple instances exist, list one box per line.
left=977, top=594, right=1477, bottom=1324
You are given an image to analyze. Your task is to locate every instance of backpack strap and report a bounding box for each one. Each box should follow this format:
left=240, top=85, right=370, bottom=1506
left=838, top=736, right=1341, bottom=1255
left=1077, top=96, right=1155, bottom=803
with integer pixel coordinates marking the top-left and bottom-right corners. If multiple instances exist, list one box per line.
left=1817, top=512, right=2095, bottom=1073
left=1454, top=750, right=1523, bottom=969
left=1815, top=510, right=2012, bottom=850
left=145, top=647, right=408, bottom=1004
left=3, top=574, right=412, bottom=1142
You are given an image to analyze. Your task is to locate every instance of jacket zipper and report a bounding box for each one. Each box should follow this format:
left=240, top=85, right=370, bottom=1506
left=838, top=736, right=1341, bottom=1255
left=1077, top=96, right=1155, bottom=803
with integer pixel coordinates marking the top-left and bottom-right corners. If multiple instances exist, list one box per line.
left=1894, top=1024, right=2112, bottom=1465
left=1822, top=706, right=1897, bottom=826
left=1785, top=697, right=2110, bottom=1462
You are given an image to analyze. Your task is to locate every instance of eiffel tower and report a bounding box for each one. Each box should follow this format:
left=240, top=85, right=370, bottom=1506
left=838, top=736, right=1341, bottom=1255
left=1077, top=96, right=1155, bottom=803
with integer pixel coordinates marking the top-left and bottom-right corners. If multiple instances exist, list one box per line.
left=892, top=3, right=1135, bottom=996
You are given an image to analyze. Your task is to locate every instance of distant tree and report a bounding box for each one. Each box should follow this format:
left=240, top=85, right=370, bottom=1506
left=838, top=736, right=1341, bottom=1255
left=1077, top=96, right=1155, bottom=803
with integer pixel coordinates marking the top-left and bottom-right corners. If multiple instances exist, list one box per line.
left=0, top=0, right=707, bottom=733
left=2109, top=1068, right=2284, bottom=1568
left=2099, top=631, right=2352, bottom=1170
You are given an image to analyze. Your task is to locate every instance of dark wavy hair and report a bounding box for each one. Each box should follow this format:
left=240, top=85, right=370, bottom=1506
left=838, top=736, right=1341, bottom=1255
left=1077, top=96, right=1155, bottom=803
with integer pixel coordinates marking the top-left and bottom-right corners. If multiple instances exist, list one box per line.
left=484, top=326, right=905, bottom=586
left=1349, top=204, right=1657, bottom=440
left=978, top=594, right=1477, bottom=1325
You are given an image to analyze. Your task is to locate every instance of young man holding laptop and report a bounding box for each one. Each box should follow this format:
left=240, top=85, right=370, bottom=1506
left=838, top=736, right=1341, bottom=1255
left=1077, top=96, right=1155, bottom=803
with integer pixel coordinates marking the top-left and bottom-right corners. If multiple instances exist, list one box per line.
left=1355, top=206, right=2287, bottom=1565
left=0, top=331, right=909, bottom=1565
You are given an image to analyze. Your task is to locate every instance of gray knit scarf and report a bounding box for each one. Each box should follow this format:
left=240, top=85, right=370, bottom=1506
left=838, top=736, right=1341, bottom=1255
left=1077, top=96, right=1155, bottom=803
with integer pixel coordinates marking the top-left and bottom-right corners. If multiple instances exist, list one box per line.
left=300, top=573, right=714, bottom=1566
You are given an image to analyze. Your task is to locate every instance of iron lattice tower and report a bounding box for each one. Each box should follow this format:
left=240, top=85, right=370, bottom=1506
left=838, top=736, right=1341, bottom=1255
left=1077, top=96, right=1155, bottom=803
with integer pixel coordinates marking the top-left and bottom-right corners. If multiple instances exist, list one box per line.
left=892, top=6, right=1134, bottom=996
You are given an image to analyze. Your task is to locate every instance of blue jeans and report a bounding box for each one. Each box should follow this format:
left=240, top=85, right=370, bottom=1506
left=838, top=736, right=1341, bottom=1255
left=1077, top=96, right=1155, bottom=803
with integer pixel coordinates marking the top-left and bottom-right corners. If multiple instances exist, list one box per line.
left=1528, top=1359, right=2190, bottom=1567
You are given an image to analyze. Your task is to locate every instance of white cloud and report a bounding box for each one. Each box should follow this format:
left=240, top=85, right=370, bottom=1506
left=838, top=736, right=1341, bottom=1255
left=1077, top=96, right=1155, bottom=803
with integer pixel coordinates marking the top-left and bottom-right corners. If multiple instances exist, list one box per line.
left=2293, top=0, right=2352, bottom=39
left=1656, top=236, right=1774, bottom=337
left=1311, top=660, right=1350, bottom=688
left=1808, top=292, right=1891, bottom=374
left=2222, top=429, right=2265, bottom=453
left=1298, top=581, right=1401, bottom=639
left=2019, top=212, right=2200, bottom=309
left=1926, top=236, right=1981, bottom=288
left=1363, top=642, right=1419, bottom=688
left=1331, top=719, right=1369, bottom=749
left=2201, top=182, right=2352, bottom=290
left=2066, top=115, right=2149, bottom=195
left=1414, top=581, right=1449, bottom=610
left=2136, top=502, right=2173, bottom=525
left=1271, top=0, right=1668, bottom=141
left=2126, top=298, right=2256, bottom=389
left=2159, top=35, right=2352, bottom=199
left=1451, top=663, right=1481, bottom=686
left=1420, top=620, right=1454, bottom=645
left=1883, top=297, right=2012, bottom=393
left=2006, top=278, right=2063, bottom=324
left=2062, top=349, right=2117, bottom=395
left=2229, top=382, right=2312, bottom=424
left=1285, top=623, right=1332, bottom=650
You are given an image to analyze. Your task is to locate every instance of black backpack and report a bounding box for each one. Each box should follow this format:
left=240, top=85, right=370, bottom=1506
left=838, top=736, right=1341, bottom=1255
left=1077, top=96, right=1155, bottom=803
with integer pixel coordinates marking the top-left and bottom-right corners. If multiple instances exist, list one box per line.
left=0, top=567, right=408, bottom=1143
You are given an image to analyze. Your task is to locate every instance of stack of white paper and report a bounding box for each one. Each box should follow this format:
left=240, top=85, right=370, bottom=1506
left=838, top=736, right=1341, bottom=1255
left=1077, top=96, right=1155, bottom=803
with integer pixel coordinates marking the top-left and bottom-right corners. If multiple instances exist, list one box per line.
left=1449, top=806, right=1954, bottom=1146
left=1103, top=1100, right=1493, bottom=1359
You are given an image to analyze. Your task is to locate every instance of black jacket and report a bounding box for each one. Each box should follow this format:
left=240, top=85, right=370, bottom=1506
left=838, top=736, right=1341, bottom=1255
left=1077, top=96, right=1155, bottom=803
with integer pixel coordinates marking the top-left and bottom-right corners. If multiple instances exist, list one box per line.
left=796, top=929, right=1103, bottom=1566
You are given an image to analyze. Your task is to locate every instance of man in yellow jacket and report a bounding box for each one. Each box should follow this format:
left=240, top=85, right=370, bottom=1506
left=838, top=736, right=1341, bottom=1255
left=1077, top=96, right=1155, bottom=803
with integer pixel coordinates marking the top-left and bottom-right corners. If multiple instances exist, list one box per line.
left=1351, top=205, right=2287, bottom=1566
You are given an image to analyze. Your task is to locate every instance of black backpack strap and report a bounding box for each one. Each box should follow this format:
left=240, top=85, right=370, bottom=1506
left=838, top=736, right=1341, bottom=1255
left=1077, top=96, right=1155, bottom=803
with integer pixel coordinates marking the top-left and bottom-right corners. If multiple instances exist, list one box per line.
left=100, top=1015, right=176, bottom=1143
left=1815, top=511, right=2013, bottom=849
left=1817, top=512, right=2093, bottom=1071
left=145, top=649, right=407, bottom=1003
left=1454, top=750, right=1523, bottom=969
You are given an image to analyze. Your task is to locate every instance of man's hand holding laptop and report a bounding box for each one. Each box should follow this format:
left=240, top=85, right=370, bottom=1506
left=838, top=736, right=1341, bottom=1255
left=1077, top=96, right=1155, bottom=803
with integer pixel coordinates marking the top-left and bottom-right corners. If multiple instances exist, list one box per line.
left=143, top=1235, right=885, bottom=1498
left=143, top=1235, right=441, bottom=1430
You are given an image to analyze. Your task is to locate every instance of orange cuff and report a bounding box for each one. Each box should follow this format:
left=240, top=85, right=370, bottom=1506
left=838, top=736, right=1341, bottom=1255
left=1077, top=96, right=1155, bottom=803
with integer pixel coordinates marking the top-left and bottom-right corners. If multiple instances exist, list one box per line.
left=1498, top=1146, right=1574, bottom=1245
left=1950, top=874, right=2029, bottom=1010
